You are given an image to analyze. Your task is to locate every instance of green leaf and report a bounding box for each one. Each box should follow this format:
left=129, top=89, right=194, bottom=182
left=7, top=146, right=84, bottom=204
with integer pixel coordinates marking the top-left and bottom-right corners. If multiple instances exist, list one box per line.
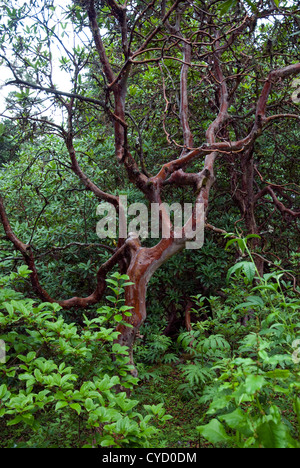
left=106, top=279, right=118, bottom=287
left=114, top=314, right=123, bottom=322
left=246, top=295, right=264, bottom=307
left=266, top=369, right=290, bottom=379
left=242, top=262, right=256, bottom=283
left=245, top=234, right=261, bottom=241
left=100, top=437, right=117, bottom=447
left=69, top=403, right=81, bottom=415
left=219, top=0, right=236, bottom=15
left=226, top=262, right=243, bottom=282
left=234, top=296, right=264, bottom=311
left=225, top=238, right=240, bottom=250
left=256, top=421, right=293, bottom=448
left=227, top=261, right=256, bottom=283
left=234, top=302, right=255, bottom=311
left=84, top=398, right=94, bottom=411
left=119, top=306, right=133, bottom=312
left=55, top=401, right=68, bottom=411
left=17, top=265, right=32, bottom=277
left=3, top=303, right=14, bottom=317
left=7, top=416, right=23, bottom=426
left=106, top=296, right=117, bottom=303
left=244, top=375, right=266, bottom=394
left=0, top=384, right=8, bottom=399
left=197, top=418, right=231, bottom=444
left=219, top=409, right=253, bottom=437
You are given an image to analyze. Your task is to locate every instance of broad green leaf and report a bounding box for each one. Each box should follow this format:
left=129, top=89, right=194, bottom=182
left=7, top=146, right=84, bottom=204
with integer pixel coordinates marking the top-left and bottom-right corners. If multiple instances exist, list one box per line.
left=55, top=401, right=68, bottom=411
left=234, top=295, right=264, bottom=311
left=234, top=302, right=256, bottom=311
left=114, top=314, right=123, bottom=322
left=245, top=234, right=261, bottom=241
left=69, top=403, right=81, bottom=415
left=85, top=398, right=94, bottom=411
left=244, top=375, right=266, bottom=394
left=219, top=409, right=243, bottom=427
left=0, top=384, right=8, bottom=399
left=197, top=418, right=231, bottom=444
left=219, top=0, right=236, bottom=15
left=256, top=421, right=294, bottom=448
left=226, top=262, right=243, bottom=282
left=246, top=295, right=264, bottom=307
left=219, top=409, right=253, bottom=437
left=100, top=437, right=117, bottom=447
left=227, top=261, right=256, bottom=283
left=242, top=262, right=256, bottom=283
left=266, top=369, right=290, bottom=379
left=225, top=238, right=239, bottom=250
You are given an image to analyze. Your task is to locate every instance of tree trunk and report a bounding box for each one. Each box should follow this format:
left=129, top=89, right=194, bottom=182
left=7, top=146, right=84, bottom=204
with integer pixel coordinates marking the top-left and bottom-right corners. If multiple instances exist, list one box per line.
left=116, top=235, right=184, bottom=375
left=231, top=147, right=265, bottom=276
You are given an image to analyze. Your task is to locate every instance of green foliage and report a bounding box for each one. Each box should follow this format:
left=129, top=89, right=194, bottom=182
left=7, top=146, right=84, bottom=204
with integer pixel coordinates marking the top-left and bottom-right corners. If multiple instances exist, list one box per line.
left=0, top=135, right=119, bottom=298
left=135, top=333, right=176, bottom=365
left=196, top=251, right=300, bottom=448
left=176, top=302, right=231, bottom=398
left=0, top=120, right=19, bottom=166
left=0, top=0, right=299, bottom=450
left=0, top=270, right=169, bottom=448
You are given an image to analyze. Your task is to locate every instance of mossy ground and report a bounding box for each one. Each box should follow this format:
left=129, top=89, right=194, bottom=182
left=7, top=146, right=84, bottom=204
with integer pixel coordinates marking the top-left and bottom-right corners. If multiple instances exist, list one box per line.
left=132, top=363, right=212, bottom=448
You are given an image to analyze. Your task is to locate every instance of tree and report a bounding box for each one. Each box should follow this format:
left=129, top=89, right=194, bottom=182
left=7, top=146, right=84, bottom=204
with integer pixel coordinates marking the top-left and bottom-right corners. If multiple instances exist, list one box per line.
left=0, top=120, right=19, bottom=165
left=0, top=0, right=299, bottom=372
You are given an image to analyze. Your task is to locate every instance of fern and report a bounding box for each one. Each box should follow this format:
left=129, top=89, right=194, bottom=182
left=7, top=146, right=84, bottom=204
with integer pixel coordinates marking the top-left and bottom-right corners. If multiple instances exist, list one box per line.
left=162, top=353, right=179, bottom=364
left=200, top=334, right=231, bottom=354
left=179, top=364, right=215, bottom=386
left=178, top=363, right=215, bottom=398
left=135, top=334, right=173, bottom=364
left=136, top=363, right=165, bottom=383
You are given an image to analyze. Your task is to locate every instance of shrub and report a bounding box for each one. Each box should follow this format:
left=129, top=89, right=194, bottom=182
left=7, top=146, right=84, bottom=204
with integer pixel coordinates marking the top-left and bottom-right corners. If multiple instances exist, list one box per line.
left=0, top=269, right=171, bottom=448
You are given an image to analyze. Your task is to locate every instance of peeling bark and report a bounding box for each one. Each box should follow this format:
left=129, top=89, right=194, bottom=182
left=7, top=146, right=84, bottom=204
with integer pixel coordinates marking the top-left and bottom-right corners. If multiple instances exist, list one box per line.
left=116, top=234, right=185, bottom=374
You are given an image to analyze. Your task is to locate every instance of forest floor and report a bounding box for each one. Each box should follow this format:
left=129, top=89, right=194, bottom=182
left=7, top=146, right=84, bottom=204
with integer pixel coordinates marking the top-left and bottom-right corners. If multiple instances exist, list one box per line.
left=132, top=361, right=299, bottom=449
left=132, top=363, right=212, bottom=449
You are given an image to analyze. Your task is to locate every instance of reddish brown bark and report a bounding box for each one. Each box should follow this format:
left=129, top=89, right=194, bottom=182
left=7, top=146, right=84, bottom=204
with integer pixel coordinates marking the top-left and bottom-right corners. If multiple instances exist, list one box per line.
left=116, top=235, right=186, bottom=374
left=184, top=299, right=194, bottom=332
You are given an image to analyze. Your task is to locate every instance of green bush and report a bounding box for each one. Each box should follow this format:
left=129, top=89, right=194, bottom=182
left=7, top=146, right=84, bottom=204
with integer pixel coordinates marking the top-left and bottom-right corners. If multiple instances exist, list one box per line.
left=0, top=269, right=171, bottom=448
left=196, top=246, right=300, bottom=448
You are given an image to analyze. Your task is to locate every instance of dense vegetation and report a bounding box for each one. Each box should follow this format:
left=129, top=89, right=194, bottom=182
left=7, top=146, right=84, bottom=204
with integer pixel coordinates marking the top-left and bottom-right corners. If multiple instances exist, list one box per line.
left=0, top=0, right=299, bottom=449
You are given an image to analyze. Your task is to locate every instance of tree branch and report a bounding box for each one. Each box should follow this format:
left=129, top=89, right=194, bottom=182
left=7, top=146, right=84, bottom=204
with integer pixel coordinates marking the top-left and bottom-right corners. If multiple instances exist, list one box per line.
left=0, top=194, right=127, bottom=308
left=5, top=77, right=106, bottom=108
left=254, top=186, right=300, bottom=218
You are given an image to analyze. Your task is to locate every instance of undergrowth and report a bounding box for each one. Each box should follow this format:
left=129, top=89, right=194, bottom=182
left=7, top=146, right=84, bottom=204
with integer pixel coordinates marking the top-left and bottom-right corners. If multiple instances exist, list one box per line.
left=1, top=235, right=300, bottom=448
